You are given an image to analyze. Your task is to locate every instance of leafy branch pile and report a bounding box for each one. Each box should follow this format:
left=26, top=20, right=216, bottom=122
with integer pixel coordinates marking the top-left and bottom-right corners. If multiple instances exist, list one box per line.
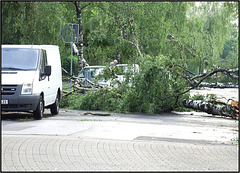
left=61, top=53, right=238, bottom=115
left=61, top=57, right=189, bottom=114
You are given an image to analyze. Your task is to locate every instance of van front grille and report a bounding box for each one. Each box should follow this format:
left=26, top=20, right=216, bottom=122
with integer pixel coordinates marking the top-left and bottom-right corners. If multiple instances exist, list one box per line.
left=1, top=85, right=18, bottom=95
left=2, top=104, right=32, bottom=109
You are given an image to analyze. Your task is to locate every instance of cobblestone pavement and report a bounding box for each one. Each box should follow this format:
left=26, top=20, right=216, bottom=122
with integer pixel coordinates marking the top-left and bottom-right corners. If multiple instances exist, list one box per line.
left=2, top=135, right=238, bottom=171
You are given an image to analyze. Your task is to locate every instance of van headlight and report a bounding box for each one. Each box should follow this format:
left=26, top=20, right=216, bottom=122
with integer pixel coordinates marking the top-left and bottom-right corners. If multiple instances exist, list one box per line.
left=21, top=83, right=33, bottom=94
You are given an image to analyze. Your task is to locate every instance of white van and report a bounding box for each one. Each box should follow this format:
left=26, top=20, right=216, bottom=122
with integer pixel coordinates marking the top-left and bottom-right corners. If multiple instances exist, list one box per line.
left=1, top=45, right=62, bottom=120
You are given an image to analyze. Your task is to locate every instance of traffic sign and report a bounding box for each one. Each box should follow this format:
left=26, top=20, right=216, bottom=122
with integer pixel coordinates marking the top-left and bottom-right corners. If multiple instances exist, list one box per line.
left=61, top=23, right=79, bottom=43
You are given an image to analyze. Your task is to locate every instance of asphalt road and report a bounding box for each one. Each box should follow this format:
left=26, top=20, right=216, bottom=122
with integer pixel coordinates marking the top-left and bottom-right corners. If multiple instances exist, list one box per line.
left=1, top=108, right=239, bottom=171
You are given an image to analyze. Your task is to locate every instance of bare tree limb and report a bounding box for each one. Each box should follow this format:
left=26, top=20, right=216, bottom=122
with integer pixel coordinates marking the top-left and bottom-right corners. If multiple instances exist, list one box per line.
left=204, top=59, right=239, bottom=80
left=63, top=89, right=78, bottom=97
left=157, top=67, right=239, bottom=101
left=127, top=18, right=143, bottom=57
left=62, top=67, right=106, bottom=97
left=73, top=84, right=98, bottom=91
left=178, top=68, right=239, bottom=95
left=124, top=39, right=135, bottom=46
left=190, top=68, right=239, bottom=81
left=81, top=2, right=92, bottom=9
left=171, top=64, right=196, bottom=76
left=62, top=67, right=79, bottom=80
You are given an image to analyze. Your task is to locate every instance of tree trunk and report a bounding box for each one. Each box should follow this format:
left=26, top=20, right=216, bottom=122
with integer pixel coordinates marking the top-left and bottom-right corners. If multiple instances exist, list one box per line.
left=182, top=99, right=239, bottom=119
left=199, top=82, right=238, bottom=88
left=127, top=18, right=143, bottom=57
left=116, top=50, right=121, bottom=63
left=74, top=2, right=92, bottom=74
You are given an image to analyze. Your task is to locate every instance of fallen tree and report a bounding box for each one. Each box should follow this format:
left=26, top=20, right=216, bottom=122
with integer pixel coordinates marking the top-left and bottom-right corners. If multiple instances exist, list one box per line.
left=61, top=60, right=239, bottom=118
left=168, top=65, right=239, bottom=118
left=182, top=99, right=239, bottom=119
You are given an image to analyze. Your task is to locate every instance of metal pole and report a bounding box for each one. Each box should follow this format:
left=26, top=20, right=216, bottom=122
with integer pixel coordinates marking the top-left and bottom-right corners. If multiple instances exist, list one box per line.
left=70, top=42, right=73, bottom=91
left=70, top=25, right=73, bottom=91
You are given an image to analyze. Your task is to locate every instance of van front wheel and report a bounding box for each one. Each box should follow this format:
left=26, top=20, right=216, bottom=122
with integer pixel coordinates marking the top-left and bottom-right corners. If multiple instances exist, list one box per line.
left=33, top=95, right=44, bottom=120
left=50, top=93, right=60, bottom=115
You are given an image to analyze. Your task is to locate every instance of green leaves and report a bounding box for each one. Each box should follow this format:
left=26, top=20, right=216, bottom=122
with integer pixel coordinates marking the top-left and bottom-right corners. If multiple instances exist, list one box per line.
left=2, top=1, right=237, bottom=87
left=2, top=1, right=236, bottom=71
left=61, top=55, right=190, bottom=114
left=182, top=2, right=236, bottom=74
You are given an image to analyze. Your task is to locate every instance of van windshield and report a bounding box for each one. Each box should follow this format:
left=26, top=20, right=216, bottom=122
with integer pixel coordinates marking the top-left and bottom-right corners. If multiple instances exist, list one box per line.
left=1, top=48, right=39, bottom=71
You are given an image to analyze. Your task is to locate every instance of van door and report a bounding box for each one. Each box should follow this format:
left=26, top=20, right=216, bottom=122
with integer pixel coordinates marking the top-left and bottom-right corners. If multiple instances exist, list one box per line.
left=39, top=49, right=52, bottom=106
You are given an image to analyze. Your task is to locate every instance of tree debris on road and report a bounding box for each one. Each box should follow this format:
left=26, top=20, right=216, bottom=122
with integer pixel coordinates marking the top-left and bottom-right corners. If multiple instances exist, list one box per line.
left=199, top=82, right=238, bottom=88
left=83, top=112, right=112, bottom=116
left=62, top=67, right=104, bottom=97
left=182, top=99, right=239, bottom=119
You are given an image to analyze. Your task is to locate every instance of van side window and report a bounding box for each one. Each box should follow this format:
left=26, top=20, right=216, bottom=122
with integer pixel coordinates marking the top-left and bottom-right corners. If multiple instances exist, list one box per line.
left=40, top=50, right=48, bottom=80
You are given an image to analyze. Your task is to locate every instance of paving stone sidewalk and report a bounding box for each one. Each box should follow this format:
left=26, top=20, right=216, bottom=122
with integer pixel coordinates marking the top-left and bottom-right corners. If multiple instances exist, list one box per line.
left=2, top=135, right=238, bottom=171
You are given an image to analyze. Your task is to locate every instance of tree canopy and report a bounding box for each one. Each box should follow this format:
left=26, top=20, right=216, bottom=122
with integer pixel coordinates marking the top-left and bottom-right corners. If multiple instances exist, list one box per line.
left=2, top=1, right=238, bottom=74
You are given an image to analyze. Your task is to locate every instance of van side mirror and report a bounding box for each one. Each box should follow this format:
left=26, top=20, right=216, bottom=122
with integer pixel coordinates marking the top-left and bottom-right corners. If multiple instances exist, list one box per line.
left=44, top=65, right=51, bottom=76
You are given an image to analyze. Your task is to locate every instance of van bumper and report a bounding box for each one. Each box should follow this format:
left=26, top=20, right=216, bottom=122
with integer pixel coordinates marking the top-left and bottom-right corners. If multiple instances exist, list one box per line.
left=1, top=94, right=40, bottom=112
